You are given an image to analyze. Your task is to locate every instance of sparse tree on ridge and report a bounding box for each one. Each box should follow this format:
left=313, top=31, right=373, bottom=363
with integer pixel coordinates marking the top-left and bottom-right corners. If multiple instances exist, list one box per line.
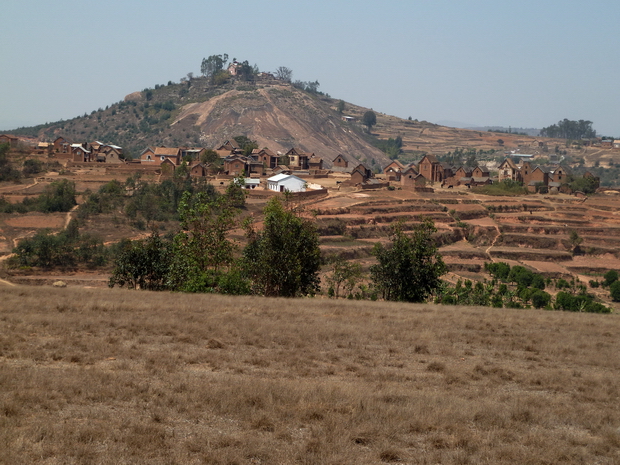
left=201, top=54, right=229, bottom=81
left=275, top=66, right=293, bottom=83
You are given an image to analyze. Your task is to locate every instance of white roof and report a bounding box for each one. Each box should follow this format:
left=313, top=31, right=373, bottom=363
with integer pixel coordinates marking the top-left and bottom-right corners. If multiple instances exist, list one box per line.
left=267, top=173, right=293, bottom=182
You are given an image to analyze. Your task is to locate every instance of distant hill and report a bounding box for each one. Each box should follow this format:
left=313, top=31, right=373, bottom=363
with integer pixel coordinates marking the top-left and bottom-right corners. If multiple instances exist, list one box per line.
left=4, top=75, right=554, bottom=167
left=465, top=126, right=541, bottom=137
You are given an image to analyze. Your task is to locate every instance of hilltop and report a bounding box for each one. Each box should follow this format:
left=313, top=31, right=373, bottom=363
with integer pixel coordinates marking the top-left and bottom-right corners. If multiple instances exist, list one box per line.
left=3, top=73, right=580, bottom=168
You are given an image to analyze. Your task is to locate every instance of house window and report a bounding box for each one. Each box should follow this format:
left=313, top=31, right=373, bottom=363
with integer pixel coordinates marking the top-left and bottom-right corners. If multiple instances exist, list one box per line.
left=161, top=156, right=165, bottom=161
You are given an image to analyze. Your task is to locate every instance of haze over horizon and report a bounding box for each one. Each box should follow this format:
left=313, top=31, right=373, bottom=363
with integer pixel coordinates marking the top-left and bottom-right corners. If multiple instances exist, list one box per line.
left=2, top=0, right=619, bottom=137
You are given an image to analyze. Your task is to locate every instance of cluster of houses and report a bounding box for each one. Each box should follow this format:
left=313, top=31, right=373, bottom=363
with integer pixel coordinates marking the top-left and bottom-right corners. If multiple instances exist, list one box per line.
left=32, top=136, right=125, bottom=163
left=2, top=132, right=604, bottom=195
left=497, top=158, right=599, bottom=193
left=139, top=140, right=327, bottom=179
left=382, top=154, right=492, bottom=189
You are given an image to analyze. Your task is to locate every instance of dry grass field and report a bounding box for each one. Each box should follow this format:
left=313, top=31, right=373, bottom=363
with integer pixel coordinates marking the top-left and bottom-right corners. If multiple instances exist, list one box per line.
left=1, top=286, right=620, bottom=464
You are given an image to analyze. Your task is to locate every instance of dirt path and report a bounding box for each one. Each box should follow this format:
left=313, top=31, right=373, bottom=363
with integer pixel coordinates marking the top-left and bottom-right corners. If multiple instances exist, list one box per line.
left=0, top=178, right=39, bottom=193
left=64, top=204, right=79, bottom=228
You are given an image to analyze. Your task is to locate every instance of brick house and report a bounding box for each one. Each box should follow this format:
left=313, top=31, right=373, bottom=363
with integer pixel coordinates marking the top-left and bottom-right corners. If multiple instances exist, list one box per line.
left=498, top=158, right=522, bottom=182
left=332, top=154, right=349, bottom=169
left=0, top=134, right=19, bottom=147
left=224, top=155, right=248, bottom=176
left=285, top=148, right=311, bottom=170
left=383, top=160, right=406, bottom=181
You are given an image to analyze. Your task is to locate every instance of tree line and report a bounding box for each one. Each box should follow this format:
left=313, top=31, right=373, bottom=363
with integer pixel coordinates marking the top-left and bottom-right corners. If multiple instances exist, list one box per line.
left=5, top=174, right=615, bottom=312
left=540, top=119, right=596, bottom=140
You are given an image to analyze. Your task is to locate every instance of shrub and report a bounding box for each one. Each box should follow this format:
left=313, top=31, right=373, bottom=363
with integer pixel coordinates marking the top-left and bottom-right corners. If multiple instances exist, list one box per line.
left=610, top=281, right=620, bottom=302
left=531, top=290, right=552, bottom=309
left=603, top=270, right=618, bottom=287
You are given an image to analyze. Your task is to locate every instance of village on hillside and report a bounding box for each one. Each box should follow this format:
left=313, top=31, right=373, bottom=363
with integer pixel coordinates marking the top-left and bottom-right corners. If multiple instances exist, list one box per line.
left=0, top=132, right=609, bottom=196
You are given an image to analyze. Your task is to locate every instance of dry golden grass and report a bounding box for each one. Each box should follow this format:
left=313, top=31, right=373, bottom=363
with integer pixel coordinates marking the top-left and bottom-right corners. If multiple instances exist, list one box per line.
left=1, top=286, right=620, bottom=464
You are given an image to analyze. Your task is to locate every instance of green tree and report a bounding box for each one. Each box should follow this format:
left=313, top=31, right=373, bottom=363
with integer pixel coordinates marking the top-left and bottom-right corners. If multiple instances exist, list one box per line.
left=108, top=232, right=172, bottom=290
left=370, top=219, right=446, bottom=302
left=337, top=100, right=345, bottom=113
left=201, top=54, right=229, bottom=81
left=610, top=281, right=620, bottom=301
left=603, top=270, right=618, bottom=287
left=200, top=149, right=220, bottom=165
left=531, top=290, right=552, bottom=309
left=37, top=179, right=77, bottom=212
left=168, top=190, right=240, bottom=292
left=0, top=142, right=21, bottom=182
left=23, top=159, right=43, bottom=176
left=237, top=60, right=256, bottom=81
left=326, top=257, right=363, bottom=299
left=362, top=111, right=377, bottom=133
left=242, top=197, right=321, bottom=297
left=233, top=135, right=258, bottom=156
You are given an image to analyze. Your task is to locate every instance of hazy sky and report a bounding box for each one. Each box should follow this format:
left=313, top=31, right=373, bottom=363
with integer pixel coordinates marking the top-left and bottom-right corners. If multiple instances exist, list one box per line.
left=2, top=0, right=619, bottom=136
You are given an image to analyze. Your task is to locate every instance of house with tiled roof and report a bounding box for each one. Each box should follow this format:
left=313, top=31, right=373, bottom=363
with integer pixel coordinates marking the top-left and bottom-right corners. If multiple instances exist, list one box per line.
left=332, top=154, right=349, bottom=169
left=498, top=158, right=522, bottom=182
left=383, top=160, right=406, bottom=181
left=153, top=147, right=182, bottom=165
left=285, top=148, right=312, bottom=170
left=0, top=134, right=19, bottom=147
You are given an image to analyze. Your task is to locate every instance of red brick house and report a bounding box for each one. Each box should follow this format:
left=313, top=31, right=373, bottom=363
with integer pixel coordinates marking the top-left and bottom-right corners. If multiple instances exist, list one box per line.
left=383, top=160, right=406, bottom=181
left=252, top=148, right=279, bottom=169
left=348, top=163, right=373, bottom=185
left=400, top=165, right=425, bottom=188
left=332, top=154, right=349, bottom=169
left=285, top=148, right=311, bottom=170
left=417, top=154, right=447, bottom=183
left=224, top=155, right=248, bottom=176
left=0, top=134, right=19, bottom=147
left=53, top=136, right=72, bottom=155
left=308, top=156, right=324, bottom=171
left=498, top=158, right=522, bottom=182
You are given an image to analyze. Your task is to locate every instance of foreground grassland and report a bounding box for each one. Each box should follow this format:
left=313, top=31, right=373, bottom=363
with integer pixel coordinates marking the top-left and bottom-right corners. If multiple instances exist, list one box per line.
left=1, top=287, right=620, bottom=464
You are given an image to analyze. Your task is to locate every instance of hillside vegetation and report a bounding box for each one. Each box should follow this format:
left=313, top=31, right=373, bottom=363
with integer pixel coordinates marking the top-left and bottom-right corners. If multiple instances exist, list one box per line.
left=6, top=70, right=602, bottom=170
left=1, top=286, right=619, bottom=464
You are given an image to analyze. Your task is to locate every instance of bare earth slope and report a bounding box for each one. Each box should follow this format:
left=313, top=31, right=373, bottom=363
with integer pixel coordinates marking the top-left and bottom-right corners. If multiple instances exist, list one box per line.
left=173, top=85, right=390, bottom=167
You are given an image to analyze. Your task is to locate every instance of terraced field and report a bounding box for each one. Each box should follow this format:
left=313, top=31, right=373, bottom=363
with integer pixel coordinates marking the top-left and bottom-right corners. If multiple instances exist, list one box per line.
left=310, top=186, right=620, bottom=307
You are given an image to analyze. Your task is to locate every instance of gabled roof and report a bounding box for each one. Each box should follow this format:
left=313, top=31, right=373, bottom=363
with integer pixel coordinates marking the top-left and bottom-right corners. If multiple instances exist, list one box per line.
left=267, top=173, right=305, bottom=183
left=499, top=158, right=519, bottom=170
left=384, top=160, right=405, bottom=171
left=154, top=147, right=180, bottom=156
left=419, top=154, right=438, bottom=164
left=218, top=140, right=239, bottom=150
left=402, top=164, right=418, bottom=174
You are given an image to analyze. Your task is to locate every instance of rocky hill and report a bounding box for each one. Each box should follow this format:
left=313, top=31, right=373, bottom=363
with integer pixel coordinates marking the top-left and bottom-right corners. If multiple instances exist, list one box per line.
left=4, top=75, right=594, bottom=168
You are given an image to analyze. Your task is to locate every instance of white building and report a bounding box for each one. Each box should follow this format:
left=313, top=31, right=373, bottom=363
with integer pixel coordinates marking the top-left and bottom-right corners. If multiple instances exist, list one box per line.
left=266, top=174, right=307, bottom=193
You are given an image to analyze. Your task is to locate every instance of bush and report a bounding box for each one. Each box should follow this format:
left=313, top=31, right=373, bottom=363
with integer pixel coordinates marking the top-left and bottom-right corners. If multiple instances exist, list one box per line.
left=531, top=290, right=551, bottom=309
left=603, top=270, right=618, bottom=287
left=610, top=281, right=620, bottom=302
